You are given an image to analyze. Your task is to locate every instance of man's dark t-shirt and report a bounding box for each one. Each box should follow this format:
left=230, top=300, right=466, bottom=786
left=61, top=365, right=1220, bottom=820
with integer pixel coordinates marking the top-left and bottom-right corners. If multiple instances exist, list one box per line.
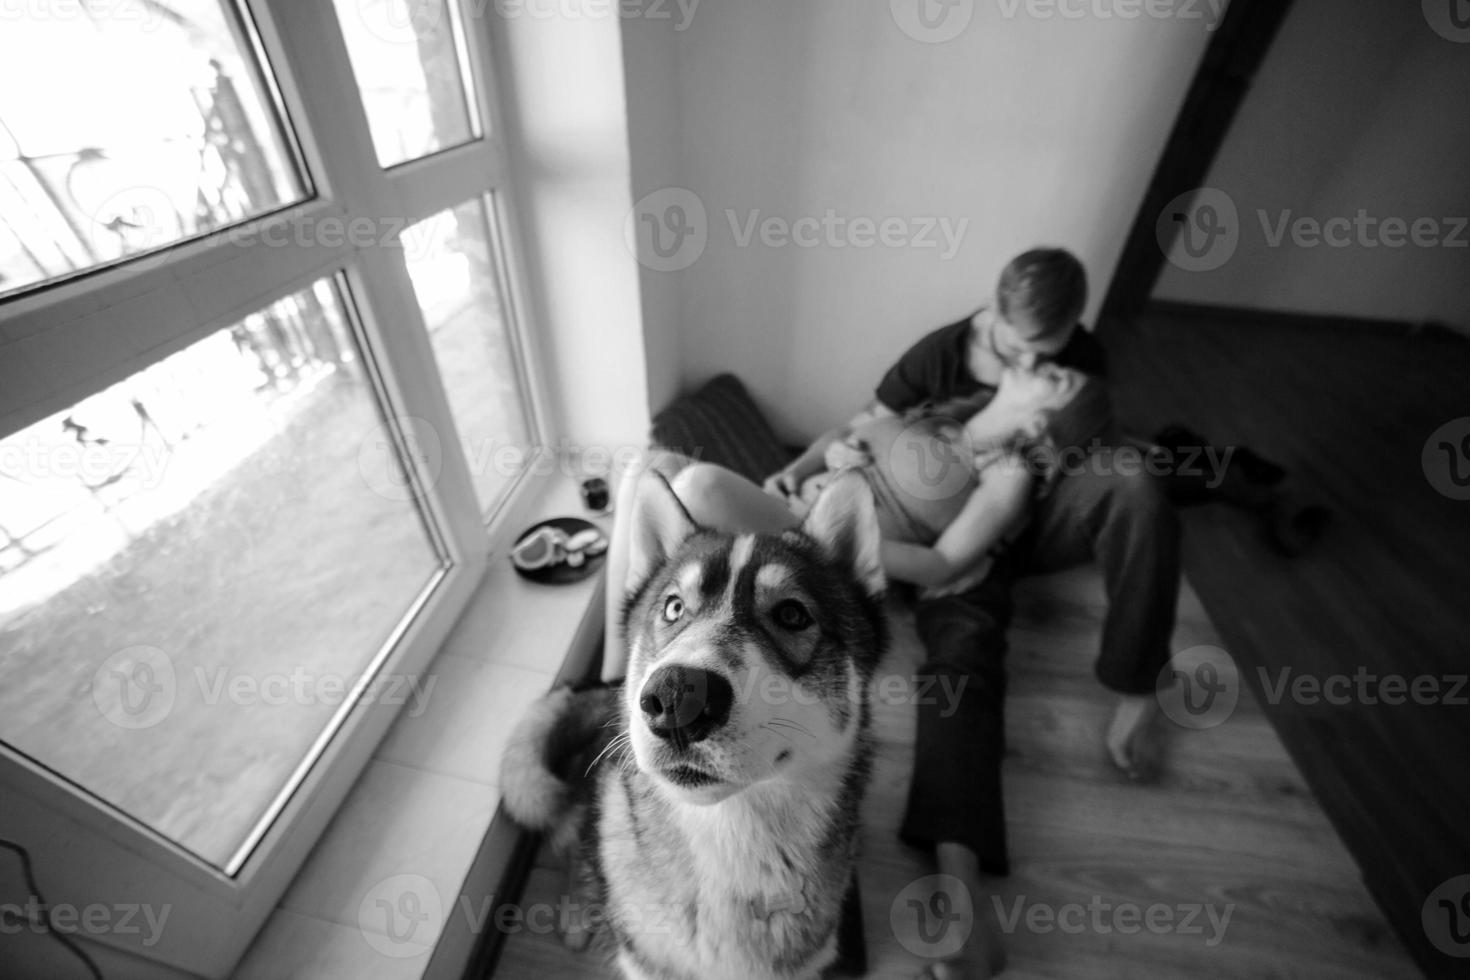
left=875, top=313, right=1108, bottom=413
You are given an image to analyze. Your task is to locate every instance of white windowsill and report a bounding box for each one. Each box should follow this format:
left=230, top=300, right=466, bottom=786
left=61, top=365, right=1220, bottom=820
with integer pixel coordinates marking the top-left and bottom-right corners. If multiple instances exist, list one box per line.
left=232, top=468, right=608, bottom=980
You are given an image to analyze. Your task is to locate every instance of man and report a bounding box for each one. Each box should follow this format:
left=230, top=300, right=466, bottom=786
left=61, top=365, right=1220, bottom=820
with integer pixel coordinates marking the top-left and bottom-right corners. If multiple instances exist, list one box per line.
left=765, top=247, right=1181, bottom=979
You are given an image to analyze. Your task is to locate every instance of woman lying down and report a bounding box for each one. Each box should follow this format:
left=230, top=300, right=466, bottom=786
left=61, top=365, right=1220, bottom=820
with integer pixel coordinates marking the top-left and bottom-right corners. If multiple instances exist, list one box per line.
left=772, top=362, right=1101, bottom=592
left=600, top=359, right=1109, bottom=677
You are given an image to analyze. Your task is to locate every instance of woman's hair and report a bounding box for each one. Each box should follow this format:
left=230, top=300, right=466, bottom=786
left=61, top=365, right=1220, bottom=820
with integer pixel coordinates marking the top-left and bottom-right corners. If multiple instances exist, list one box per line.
left=1035, top=377, right=1114, bottom=451
left=902, top=371, right=1114, bottom=456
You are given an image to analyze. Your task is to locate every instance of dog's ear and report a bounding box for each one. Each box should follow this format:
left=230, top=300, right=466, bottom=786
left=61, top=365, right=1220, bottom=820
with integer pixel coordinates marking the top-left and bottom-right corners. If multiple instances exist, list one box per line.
left=625, top=468, right=698, bottom=591
left=801, top=471, right=885, bottom=597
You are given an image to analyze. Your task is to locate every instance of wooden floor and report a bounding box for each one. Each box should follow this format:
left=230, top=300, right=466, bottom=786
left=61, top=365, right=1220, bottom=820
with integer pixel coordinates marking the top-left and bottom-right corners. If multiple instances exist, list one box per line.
left=1104, top=306, right=1470, bottom=980
left=489, top=566, right=1416, bottom=979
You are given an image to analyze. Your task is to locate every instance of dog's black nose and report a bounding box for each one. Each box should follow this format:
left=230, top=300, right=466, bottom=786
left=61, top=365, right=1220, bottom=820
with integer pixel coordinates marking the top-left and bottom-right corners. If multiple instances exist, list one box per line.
left=638, top=665, right=733, bottom=745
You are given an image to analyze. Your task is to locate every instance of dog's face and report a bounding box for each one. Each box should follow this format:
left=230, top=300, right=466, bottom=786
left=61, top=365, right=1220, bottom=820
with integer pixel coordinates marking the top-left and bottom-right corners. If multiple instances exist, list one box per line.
left=620, top=469, right=887, bottom=806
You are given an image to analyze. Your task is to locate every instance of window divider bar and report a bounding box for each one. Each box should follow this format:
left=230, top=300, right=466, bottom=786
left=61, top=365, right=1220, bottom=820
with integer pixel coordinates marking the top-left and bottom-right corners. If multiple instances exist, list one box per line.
left=0, top=221, right=350, bottom=437
left=0, top=198, right=348, bottom=344
left=386, top=142, right=509, bottom=222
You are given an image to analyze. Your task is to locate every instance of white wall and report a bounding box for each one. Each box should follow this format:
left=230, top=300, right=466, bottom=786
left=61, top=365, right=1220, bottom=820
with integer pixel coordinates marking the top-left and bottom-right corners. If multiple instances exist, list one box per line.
left=621, top=0, right=1221, bottom=440
left=620, top=12, right=685, bottom=417
left=1154, top=0, right=1470, bottom=334
left=496, top=10, right=652, bottom=450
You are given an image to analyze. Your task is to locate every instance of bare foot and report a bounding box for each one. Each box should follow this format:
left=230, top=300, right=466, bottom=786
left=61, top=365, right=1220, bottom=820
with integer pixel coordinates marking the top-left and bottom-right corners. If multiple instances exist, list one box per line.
left=916, top=931, right=1007, bottom=979
left=917, top=844, right=1008, bottom=978
left=1106, top=693, right=1161, bottom=781
left=916, top=946, right=1006, bottom=978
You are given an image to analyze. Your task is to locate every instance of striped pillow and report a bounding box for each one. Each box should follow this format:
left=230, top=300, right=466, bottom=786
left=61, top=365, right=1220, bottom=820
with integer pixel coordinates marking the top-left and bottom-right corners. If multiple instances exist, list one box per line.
left=649, top=374, right=792, bottom=484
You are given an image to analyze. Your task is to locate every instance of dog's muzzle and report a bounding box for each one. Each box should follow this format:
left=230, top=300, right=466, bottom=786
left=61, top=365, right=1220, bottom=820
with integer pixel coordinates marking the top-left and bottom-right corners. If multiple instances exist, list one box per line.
left=638, top=664, right=733, bottom=747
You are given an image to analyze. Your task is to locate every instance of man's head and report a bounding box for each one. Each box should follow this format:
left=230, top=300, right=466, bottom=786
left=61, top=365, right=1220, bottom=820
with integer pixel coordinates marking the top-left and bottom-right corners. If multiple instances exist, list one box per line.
left=987, top=247, right=1088, bottom=366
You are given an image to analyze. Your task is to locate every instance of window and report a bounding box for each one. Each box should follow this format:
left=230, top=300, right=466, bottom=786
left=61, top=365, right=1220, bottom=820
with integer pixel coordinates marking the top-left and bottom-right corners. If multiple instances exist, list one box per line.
left=404, top=196, right=532, bottom=515
left=331, top=0, right=481, bottom=167
left=0, top=1, right=541, bottom=976
left=0, top=280, right=446, bottom=872
left=0, top=0, right=306, bottom=299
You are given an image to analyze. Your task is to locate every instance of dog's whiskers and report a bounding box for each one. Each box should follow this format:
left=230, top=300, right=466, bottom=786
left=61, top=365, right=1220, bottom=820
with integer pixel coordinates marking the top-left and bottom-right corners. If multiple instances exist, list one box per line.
left=612, top=740, right=636, bottom=774
left=587, top=731, right=633, bottom=777
left=760, top=722, right=796, bottom=743
left=605, top=732, right=638, bottom=776
left=767, top=718, right=817, bottom=741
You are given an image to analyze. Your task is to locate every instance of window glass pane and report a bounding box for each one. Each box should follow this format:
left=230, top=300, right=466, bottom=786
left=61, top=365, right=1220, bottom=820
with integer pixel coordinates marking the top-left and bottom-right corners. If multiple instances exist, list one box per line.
left=404, top=197, right=532, bottom=515
left=0, top=280, right=444, bottom=871
left=332, top=0, right=478, bottom=168
left=0, top=1, right=307, bottom=300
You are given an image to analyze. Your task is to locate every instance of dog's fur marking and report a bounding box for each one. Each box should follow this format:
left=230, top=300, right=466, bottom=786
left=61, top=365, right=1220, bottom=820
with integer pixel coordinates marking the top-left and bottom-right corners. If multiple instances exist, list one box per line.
left=675, top=560, right=705, bottom=604
left=727, top=533, right=757, bottom=585
left=696, top=542, right=732, bottom=602
left=755, top=562, right=795, bottom=593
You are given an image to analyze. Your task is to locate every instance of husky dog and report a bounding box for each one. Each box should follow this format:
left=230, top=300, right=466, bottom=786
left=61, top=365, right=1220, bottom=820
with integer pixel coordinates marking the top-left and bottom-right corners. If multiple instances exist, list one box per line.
left=501, top=468, right=888, bottom=980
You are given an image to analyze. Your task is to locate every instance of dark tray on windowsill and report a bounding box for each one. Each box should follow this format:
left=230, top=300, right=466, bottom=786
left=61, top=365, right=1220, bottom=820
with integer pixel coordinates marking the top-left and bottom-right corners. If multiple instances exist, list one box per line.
left=511, top=517, right=606, bottom=585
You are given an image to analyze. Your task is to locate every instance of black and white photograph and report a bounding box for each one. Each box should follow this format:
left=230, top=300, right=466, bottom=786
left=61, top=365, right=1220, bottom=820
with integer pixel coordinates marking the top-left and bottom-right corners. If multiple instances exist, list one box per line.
left=0, top=0, right=1466, bottom=978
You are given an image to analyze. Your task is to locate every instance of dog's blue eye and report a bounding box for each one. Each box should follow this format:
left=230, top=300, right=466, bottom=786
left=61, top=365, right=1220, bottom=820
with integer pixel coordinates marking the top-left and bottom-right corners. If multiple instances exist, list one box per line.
left=772, top=600, right=812, bottom=631
left=663, top=595, right=684, bottom=622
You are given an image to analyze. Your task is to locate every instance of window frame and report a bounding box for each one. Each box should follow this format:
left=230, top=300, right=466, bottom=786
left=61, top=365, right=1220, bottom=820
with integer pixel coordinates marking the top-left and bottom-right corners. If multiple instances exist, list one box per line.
left=0, top=1, right=549, bottom=975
